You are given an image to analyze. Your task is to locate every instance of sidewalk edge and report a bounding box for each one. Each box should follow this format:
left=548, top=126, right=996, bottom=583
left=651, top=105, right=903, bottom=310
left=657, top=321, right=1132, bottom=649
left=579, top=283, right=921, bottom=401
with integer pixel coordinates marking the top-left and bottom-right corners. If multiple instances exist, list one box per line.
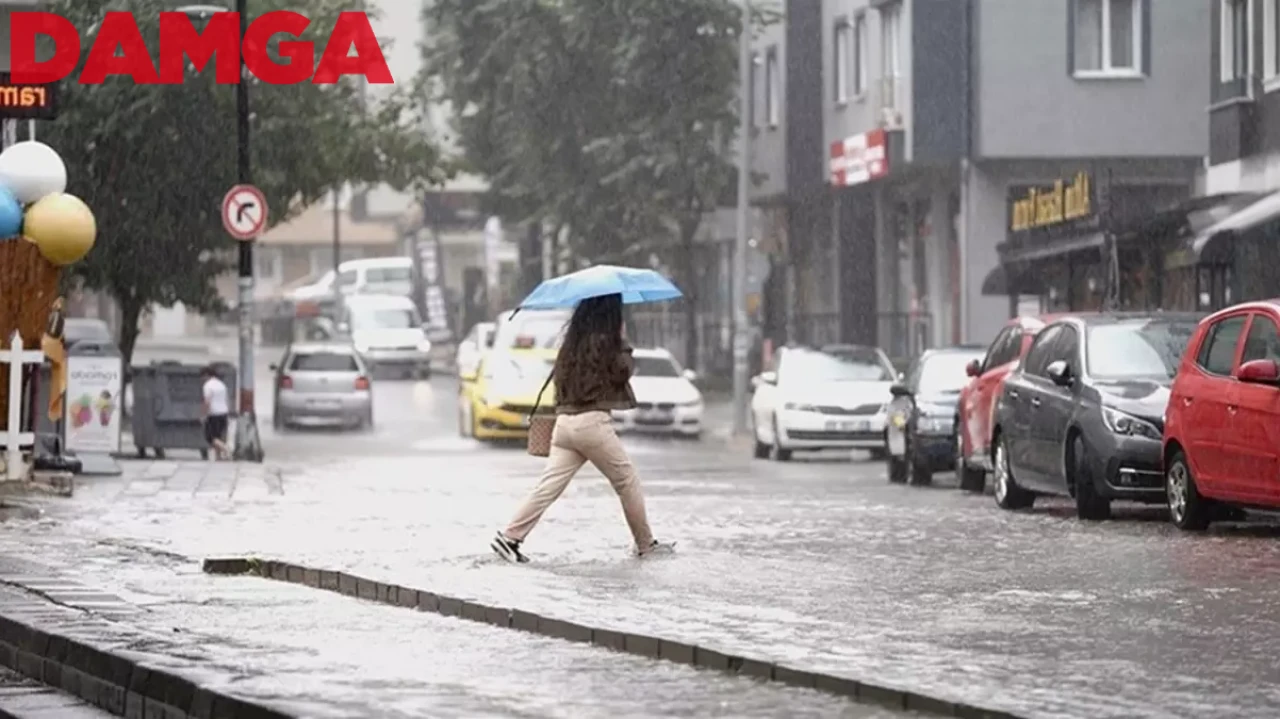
left=202, top=557, right=1026, bottom=719
left=0, top=604, right=296, bottom=718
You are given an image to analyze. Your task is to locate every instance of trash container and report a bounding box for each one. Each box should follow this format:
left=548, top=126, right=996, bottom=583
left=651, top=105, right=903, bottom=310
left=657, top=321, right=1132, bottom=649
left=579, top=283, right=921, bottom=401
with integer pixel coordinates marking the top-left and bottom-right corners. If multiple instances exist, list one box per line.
left=130, top=361, right=236, bottom=459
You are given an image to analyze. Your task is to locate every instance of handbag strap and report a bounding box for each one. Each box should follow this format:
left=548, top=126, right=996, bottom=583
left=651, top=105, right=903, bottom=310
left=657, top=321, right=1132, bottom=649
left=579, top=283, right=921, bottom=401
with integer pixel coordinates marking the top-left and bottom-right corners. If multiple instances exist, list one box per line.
left=529, top=370, right=554, bottom=420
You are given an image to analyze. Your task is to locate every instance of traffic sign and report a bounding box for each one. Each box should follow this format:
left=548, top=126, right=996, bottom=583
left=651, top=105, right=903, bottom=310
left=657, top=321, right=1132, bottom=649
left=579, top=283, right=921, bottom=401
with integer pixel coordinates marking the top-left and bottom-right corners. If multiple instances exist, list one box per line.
left=221, top=184, right=268, bottom=240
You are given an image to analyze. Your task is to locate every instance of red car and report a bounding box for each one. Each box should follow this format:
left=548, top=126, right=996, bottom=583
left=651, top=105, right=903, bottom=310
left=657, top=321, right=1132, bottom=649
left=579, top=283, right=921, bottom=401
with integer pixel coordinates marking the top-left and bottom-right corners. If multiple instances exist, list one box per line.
left=1163, top=300, right=1280, bottom=530
left=954, top=315, right=1050, bottom=492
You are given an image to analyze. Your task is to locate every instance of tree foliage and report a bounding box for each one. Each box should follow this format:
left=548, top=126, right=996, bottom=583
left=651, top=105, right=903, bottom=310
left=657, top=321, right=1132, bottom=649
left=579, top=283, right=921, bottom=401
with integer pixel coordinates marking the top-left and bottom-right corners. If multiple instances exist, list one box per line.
left=422, top=0, right=745, bottom=265
left=42, top=0, right=444, bottom=364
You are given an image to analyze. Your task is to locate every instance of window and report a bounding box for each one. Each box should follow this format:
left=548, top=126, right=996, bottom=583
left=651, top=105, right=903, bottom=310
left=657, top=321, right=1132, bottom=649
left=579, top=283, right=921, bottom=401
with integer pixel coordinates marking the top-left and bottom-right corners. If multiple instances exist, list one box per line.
left=918, top=352, right=986, bottom=395
left=853, top=14, right=867, bottom=96
left=1073, top=0, right=1143, bottom=76
left=1265, top=0, right=1280, bottom=79
left=880, top=4, right=902, bottom=109
left=749, top=52, right=759, bottom=128
left=1089, top=319, right=1198, bottom=379
left=1051, top=326, right=1081, bottom=367
left=309, top=248, right=335, bottom=277
left=1221, top=0, right=1251, bottom=82
left=366, top=267, right=412, bottom=284
left=633, top=356, right=681, bottom=378
left=764, top=46, right=780, bottom=127
left=255, top=249, right=282, bottom=283
left=1196, top=315, right=1247, bottom=375
left=990, top=329, right=1025, bottom=370
left=288, top=351, right=360, bottom=372
left=1022, top=326, right=1065, bottom=378
left=980, top=328, right=1013, bottom=372
left=1241, top=315, right=1280, bottom=363
left=834, top=19, right=852, bottom=104
left=781, top=348, right=895, bottom=384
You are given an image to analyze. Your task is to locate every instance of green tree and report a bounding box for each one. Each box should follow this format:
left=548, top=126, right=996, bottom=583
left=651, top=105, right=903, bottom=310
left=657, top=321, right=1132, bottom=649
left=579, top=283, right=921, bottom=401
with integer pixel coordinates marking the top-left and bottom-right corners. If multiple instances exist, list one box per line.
left=43, top=0, right=443, bottom=366
left=423, top=0, right=751, bottom=365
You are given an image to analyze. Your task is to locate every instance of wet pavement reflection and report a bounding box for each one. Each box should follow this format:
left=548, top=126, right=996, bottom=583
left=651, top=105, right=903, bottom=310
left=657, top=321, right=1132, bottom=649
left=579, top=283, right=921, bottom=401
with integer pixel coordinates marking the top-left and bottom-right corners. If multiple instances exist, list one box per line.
left=12, top=375, right=1280, bottom=718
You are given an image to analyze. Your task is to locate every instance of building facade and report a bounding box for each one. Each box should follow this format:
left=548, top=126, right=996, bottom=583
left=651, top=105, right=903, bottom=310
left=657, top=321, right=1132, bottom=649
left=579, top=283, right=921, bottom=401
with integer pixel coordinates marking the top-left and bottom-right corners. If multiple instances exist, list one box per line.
left=756, top=0, right=1212, bottom=358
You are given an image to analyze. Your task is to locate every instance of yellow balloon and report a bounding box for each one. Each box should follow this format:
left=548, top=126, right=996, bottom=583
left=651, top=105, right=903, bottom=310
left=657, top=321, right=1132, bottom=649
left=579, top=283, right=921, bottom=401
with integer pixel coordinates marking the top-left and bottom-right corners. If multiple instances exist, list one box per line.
left=24, top=193, right=96, bottom=266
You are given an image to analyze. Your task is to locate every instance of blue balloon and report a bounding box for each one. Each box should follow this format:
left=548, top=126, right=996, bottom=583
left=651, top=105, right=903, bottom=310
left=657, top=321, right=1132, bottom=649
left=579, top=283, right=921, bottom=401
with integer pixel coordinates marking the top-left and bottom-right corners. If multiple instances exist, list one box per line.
left=0, top=185, right=21, bottom=239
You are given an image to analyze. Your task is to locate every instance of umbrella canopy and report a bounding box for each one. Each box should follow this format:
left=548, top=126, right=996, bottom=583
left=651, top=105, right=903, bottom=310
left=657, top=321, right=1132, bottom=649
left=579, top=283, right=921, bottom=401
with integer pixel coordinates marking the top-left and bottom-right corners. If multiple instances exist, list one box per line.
left=518, top=265, right=683, bottom=310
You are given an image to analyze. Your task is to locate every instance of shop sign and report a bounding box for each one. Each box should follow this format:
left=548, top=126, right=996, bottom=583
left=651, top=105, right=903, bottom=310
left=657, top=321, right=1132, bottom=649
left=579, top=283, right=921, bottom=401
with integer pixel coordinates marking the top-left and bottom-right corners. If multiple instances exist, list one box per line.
left=0, top=73, right=58, bottom=120
left=1008, top=171, right=1094, bottom=235
left=830, top=129, right=888, bottom=187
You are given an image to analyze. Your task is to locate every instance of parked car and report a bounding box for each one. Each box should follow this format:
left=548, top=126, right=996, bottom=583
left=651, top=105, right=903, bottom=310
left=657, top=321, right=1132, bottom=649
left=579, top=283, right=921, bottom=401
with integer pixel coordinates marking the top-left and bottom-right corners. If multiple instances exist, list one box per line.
left=455, top=321, right=496, bottom=379
left=340, top=294, right=432, bottom=379
left=955, top=315, right=1050, bottom=493
left=1163, top=300, right=1280, bottom=530
left=884, top=345, right=987, bottom=485
left=991, top=313, right=1202, bottom=520
left=270, top=342, right=373, bottom=430
left=458, top=308, right=570, bottom=440
left=612, top=348, right=703, bottom=437
left=288, top=256, right=415, bottom=302
left=750, top=345, right=897, bottom=461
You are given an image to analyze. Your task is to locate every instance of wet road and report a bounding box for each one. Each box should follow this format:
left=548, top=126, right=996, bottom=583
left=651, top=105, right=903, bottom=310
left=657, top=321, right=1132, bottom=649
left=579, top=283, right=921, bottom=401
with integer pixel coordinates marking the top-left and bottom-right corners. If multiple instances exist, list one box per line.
left=15, top=355, right=1280, bottom=718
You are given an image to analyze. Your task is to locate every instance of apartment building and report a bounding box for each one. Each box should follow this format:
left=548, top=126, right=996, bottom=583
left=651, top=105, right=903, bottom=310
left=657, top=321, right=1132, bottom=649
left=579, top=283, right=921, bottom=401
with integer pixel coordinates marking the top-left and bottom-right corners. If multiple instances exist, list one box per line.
left=754, top=0, right=1211, bottom=355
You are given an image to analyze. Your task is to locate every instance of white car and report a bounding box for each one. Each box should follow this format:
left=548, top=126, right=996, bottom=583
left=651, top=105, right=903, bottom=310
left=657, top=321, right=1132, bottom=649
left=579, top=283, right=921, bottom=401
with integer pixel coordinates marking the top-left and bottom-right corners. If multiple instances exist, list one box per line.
left=750, top=345, right=898, bottom=461
left=455, top=321, right=496, bottom=379
left=613, top=348, right=703, bottom=437
left=289, top=257, right=415, bottom=302
left=340, top=294, right=432, bottom=379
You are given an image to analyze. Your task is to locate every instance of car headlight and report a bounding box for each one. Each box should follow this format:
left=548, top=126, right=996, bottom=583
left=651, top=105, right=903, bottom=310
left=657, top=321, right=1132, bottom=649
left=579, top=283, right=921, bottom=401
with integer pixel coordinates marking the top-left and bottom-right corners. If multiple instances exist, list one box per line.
left=784, top=402, right=818, bottom=412
left=917, top=416, right=954, bottom=434
left=680, top=399, right=703, bottom=409
left=1101, top=407, right=1162, bottom=440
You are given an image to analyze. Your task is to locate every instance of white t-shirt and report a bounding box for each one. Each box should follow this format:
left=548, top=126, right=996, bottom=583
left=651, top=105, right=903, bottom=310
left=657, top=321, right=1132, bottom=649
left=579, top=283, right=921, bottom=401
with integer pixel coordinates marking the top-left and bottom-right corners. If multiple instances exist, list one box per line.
left=203, top=377, right=230, bottom=416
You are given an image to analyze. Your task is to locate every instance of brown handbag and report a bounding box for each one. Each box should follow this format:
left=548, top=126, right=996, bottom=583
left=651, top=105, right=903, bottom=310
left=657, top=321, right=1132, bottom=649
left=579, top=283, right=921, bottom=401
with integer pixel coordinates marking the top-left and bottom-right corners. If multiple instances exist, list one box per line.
left=526, top=371, right=556, bottom=457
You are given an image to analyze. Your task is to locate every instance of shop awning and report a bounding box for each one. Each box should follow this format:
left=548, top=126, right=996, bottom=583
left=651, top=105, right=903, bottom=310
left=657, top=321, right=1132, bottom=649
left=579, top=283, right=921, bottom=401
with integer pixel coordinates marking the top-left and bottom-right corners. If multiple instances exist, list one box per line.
left=1166, top=191, right=1277, bottom=268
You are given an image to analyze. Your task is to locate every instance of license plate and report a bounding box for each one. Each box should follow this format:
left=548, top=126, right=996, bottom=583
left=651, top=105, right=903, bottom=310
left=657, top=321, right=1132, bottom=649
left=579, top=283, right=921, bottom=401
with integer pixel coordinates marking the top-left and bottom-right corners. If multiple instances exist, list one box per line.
left=309, top=400, right=340, bottom=410
left=826, top=420, right=869, bottom=432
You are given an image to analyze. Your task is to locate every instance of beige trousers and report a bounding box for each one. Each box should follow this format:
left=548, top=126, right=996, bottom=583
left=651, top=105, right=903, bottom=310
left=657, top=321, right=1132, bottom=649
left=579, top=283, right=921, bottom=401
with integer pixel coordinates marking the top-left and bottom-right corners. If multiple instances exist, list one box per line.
left=505, top=411, right=654, bottom=548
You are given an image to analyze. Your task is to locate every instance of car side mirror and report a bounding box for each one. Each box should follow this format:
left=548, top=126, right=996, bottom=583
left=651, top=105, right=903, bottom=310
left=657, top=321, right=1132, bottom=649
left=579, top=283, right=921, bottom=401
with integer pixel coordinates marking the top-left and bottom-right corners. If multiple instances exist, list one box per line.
left=889, top=383, right=911, bottom=398
left=681, top=368, right=698, bottom=383
left=965, top=359, right=981, bottom=378
left=760, top=371, right=777, bottom=386
left=1238, top=359, right=1280, bottom=385
left=1046, top=360, right=1073, bottom=387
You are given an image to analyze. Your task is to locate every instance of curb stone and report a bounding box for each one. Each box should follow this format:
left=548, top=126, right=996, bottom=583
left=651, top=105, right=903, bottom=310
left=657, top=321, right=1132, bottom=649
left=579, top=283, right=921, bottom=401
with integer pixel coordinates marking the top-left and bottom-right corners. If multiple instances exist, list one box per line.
left=202, top=557, right=1027, bottom=719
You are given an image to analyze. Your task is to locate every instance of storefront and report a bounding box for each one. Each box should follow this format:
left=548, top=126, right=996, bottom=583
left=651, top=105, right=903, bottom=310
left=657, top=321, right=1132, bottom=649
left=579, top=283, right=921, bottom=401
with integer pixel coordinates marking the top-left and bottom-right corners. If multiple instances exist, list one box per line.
left=1160, top=191, right=1280, bottom=312
left=982, top=166, right=1194, bottom=314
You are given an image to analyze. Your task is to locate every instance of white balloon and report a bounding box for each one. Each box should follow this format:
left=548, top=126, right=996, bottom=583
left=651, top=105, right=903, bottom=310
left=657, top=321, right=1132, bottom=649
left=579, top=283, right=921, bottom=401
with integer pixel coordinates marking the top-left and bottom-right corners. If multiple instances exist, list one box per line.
left=0, top=141, right=67, bottom=204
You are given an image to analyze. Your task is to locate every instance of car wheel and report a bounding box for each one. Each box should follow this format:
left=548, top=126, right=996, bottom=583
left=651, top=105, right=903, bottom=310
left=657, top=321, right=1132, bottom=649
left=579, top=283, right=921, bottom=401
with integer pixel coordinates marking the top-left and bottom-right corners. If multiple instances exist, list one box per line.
left=955, top=423, right=986, bottom=493
left=771, top=416, right=792, bottom=461
left=1166, top=450, right=1211, bottom=531
left=154, top=448, right=166, bottom=460
left=992, top=435, right=1034, bottom=510
left=1070, top=435, right=1111, bottom=521
left=868, top=447, right=888, bottom=461
left=416, top=365, right=432, bottom=380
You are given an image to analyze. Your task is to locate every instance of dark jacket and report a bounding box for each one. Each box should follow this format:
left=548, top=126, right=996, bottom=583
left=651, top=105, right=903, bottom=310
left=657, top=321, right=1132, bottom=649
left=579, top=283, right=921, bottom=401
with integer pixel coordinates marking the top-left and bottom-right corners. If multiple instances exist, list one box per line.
left=555, top=342, right=638, bottom=415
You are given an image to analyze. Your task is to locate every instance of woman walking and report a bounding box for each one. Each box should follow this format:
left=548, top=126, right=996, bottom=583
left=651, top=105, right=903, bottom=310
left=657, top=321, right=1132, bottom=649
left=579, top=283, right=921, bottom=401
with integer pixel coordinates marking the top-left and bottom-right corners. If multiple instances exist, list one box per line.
left=491, top=293, right=672, bottom=563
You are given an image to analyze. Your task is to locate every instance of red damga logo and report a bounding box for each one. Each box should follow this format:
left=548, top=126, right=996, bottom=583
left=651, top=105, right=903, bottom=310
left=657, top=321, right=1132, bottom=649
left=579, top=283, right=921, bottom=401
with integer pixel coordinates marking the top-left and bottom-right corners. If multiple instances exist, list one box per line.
left=8, top=11, right=392, bottom=85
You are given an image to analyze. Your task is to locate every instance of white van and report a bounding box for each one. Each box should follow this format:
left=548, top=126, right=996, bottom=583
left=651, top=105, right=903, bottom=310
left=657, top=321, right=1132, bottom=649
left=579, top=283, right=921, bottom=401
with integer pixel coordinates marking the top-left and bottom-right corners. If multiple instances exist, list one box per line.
left=340, top=294, right=433, bottom=379
left=289, top=257, right=415, bottom=302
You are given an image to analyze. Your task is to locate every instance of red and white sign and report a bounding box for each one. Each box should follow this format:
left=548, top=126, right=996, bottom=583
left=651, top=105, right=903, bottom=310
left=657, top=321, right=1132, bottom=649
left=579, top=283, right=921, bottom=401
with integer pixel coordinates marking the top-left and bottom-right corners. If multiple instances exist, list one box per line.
left=830, top=128, right=889, bottom=187
left=221, top=184, right=268, bottom=241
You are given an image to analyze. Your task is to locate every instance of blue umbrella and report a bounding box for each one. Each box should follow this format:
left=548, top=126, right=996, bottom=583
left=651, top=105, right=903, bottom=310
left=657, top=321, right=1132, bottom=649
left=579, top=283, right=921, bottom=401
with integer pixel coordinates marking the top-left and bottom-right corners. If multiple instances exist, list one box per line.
left=518, top=264, right=683, bottom=310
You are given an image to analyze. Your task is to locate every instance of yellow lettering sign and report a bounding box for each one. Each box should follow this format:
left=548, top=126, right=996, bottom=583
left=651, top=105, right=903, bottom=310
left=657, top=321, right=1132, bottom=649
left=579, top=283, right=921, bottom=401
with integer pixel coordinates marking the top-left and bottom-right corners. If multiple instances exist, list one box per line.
left=0, top=85, right=48, bottom=110
left=1010, top=172, right=1092, bottom=232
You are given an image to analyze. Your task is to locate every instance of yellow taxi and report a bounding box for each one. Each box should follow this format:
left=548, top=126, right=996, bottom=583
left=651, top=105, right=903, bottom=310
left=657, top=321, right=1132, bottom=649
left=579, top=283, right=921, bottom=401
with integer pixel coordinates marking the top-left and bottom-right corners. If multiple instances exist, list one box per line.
left=458, top=308, right=570, bottom=441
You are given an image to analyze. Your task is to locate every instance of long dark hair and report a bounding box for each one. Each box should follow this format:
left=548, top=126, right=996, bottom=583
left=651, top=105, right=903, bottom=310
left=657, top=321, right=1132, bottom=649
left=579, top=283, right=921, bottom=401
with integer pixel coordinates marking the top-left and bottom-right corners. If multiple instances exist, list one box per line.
left=553, top=293, right=624, bottom=400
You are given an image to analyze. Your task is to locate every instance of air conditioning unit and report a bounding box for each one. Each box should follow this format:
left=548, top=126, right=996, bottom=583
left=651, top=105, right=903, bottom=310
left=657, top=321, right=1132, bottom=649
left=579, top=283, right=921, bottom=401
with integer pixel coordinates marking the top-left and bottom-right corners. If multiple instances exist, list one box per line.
left=880, top=106, right=904, bottom=130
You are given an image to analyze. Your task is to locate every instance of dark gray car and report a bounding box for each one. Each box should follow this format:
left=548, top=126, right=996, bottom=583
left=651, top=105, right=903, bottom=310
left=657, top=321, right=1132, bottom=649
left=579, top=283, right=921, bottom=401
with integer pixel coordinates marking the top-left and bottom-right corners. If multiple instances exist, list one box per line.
left=884, top=346, right=986, bottom=486
left=991, top=313, right=1202, bottom=520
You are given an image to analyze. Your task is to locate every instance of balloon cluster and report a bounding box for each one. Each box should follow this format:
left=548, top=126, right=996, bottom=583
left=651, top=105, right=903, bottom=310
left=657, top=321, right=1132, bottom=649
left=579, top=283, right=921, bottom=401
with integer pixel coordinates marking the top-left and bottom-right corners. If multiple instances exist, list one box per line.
left=0, top=141, right=96, bottom=266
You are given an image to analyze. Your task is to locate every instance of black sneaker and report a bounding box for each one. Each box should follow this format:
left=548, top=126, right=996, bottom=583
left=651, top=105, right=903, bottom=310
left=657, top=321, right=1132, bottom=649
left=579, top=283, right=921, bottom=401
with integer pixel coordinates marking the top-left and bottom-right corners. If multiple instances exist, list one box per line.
left=491, top=532, right=530, bottom=563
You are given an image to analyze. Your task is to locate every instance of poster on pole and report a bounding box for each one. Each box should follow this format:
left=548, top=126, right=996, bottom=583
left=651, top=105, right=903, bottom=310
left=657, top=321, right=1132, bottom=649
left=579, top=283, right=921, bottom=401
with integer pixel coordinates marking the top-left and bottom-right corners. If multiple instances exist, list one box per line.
left=65, top=355, right=123, bottom=454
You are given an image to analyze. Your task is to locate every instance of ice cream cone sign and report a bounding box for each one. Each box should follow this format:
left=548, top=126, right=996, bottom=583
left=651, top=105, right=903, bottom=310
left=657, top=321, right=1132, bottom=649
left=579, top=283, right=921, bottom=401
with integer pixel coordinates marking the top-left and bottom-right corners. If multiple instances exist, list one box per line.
left=42, top=298, right=67, bottom=421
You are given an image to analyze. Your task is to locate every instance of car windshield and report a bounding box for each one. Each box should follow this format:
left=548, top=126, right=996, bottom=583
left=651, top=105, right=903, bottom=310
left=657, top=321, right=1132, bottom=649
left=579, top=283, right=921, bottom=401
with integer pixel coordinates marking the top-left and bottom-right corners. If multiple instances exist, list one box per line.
left=1087, top=320, right=1199, bottom=379
left=918, top=352, right=984, bottom=395
left=783, top=349, right=894, bottom=383
left=353, top=308, right=418, bottom=330
left=289, top=351, right=360, bottom=372
left=634, top=356, right=680, bottom=377
left=494, top=312, right=571, bottom=349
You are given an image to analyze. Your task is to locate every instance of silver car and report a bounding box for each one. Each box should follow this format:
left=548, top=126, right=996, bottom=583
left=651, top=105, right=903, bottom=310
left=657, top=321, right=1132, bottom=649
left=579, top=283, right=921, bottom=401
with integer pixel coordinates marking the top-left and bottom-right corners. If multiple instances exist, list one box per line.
left=271, top=343, right=373, bottom=430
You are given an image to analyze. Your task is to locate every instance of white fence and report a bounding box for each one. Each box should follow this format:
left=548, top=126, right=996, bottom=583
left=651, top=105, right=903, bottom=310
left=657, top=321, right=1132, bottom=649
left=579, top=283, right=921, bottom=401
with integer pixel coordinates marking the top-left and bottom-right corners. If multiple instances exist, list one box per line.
left=0, top=331, right=44, bottom=481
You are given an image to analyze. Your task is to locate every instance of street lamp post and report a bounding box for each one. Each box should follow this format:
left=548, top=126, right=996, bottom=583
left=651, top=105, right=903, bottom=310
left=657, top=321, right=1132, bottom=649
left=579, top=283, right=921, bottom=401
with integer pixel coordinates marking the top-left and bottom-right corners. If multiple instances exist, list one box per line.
left=732, top=0, right=752, bottom=436
left=179, top=2, right=262, bottom=461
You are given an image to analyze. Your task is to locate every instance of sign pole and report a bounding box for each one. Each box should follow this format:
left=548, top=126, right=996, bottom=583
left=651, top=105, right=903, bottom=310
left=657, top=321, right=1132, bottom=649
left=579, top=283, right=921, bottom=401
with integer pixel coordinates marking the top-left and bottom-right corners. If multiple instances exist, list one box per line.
left=230, top=0, right=263, bottom=462
left=732, top=0, right=752, bottom=436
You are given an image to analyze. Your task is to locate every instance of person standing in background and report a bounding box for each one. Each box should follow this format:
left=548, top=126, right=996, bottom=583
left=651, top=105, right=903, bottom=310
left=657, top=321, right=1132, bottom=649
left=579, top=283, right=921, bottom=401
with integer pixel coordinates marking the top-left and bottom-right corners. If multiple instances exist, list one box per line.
left=200, top=366, right=231, bottom=461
